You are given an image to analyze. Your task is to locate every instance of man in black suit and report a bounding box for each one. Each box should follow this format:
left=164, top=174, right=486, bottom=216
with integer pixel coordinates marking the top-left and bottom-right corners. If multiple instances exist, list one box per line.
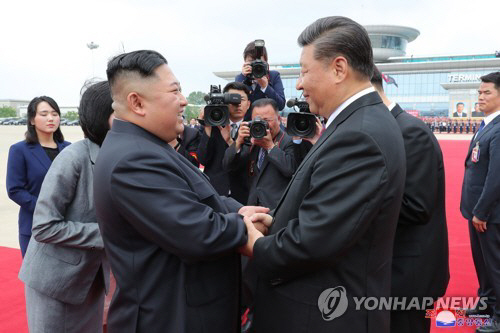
left=169, top=125, right=201, bottom=167
left=241, top=16, right=406, bottom=333
left=473, top=102, right=486, bottom=118
left=223, top=98, right=297, bottom=210
left=460, top=71, right=500, bottom=333
left=453, top=102, right=468, bottom=118
left=93, top=50, right=267, bottom=333
left=372, top=67, right=449, bottom=333
left=197, top=82, right=251, bottom=204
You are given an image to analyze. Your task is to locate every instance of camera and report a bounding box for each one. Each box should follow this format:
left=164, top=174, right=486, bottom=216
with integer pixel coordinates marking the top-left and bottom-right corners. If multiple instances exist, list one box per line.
left=247, top=116, right=269, bottom=139
left=286, top=98, right=317, bottom=138
left=244, top=39, right=269, bottom=85
left=203, top=85, right=241, bottom=126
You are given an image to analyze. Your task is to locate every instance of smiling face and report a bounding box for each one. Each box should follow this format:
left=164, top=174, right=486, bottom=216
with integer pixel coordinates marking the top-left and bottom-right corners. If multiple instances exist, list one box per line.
left=478, top=82, right=500, bottom=116
left=136, top=64, right=187, bottom=142
left=31, top=101, right=60, bottom=136
left=295, top=44, right=339, bottom=118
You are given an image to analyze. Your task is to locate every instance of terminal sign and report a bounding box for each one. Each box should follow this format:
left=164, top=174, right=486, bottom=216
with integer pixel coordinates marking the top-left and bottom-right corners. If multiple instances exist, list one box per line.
left=448, top=74, right=481, bottom=83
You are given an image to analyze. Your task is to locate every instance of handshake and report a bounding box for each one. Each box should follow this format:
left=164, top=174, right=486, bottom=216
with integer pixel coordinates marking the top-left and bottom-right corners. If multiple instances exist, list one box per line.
left=237, top=206, right=274, bottom=258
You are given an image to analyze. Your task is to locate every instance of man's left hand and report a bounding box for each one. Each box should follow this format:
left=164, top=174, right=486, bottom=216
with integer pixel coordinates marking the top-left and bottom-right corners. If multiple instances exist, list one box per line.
left=472, top=216, right=487, bottom=232
left=218, top=125, right=233, bottom=145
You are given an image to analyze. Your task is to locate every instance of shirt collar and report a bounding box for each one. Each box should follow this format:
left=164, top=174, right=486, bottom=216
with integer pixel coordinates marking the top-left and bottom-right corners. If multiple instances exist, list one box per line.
left=483, top=110, right=500, bottom=127
left=388, top=102, right=397, bottom=111
left=325, top=87, right=376, bottom=129
left=230, top=119, right=243, bottom=127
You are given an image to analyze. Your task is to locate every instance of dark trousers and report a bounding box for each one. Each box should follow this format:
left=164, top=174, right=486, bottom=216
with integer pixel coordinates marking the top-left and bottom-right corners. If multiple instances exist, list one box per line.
left=469, top=221, right=500, bottom=319
left=391, top=310, right=430, bottom=333
left=19, top=233, right=31, bottom=258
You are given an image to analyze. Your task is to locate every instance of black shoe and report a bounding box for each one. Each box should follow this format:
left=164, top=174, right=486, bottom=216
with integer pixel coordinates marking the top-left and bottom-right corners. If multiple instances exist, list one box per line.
left=467, top=306, right=493, bottom=317
left=476, top=319, right=500, bottom=333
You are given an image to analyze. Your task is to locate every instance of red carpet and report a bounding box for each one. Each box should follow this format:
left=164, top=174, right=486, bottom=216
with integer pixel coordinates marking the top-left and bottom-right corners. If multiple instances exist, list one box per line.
left=0, top=139, right=481, bottom=332
left=0, top=247, right=27, bottom=333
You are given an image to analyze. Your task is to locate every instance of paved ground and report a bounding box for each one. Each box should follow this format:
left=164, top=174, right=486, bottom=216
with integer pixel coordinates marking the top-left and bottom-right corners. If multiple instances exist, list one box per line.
left=0, top=125, right=472, bottom=249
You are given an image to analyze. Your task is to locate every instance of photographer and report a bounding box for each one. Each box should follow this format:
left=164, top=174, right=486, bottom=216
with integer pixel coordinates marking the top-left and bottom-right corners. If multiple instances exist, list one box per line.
left=235, top=41, right=286, bottom=120
left=223, top=98, right=296, bottom=210
left=196, top=82, right=251, bottom=204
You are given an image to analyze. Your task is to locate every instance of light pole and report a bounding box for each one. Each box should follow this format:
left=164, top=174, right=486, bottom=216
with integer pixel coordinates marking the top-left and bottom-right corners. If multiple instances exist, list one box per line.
left=87, top=41, right=99, bottom=77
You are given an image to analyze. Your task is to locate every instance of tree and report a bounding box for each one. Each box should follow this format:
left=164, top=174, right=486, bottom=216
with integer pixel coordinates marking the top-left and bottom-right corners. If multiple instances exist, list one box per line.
left=0, top=106, right=17, bottom=118
left=186, top=91, right=205, bottom=106
left=64, top=111, right=79, bottom=121
left=184, top=91, right=206, bottom=122
left=184, top=105, right=200, bottom=122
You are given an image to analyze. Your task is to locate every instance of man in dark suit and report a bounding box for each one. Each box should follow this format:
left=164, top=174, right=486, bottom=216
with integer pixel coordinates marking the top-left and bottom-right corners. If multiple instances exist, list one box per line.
left=223, top=98, right=297, bottom=210
left=372, top=67, right=450, bottom=333
left=170, top=125, right=201, bottom=167
left=235, top=41, right=286, bottom=119
left=460, top=71, right=500, bottom=333
left=240, top=16, right=406, bottom=333
left=93, top=50, right=267, bottom=333
left=453, top=102, right=468, bottom=117
left=473, top=102, right=486, bottom=118
left=197, top=82, right=251, bottom=204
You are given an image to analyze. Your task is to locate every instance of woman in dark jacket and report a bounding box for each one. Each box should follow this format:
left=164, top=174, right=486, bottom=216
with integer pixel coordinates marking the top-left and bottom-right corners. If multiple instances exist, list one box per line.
left=6, top=96, right=70, bottom=257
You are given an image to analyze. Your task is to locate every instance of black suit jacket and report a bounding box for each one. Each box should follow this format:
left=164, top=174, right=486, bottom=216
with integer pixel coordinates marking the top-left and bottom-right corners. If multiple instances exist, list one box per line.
left=453, top=111, right=467, bottom=118
left=222, top=130, right=297, bottom=210
left=93, top=120, right=247, bottom=333
left=177, top=126, right=201, bottom=167
left=197, top=126, right=249, bottom=204
left=460, top=115, right=500, bottom=223
left=390, top=104, right=449, bottom=299
left=251, top=92, right=406, bottom=333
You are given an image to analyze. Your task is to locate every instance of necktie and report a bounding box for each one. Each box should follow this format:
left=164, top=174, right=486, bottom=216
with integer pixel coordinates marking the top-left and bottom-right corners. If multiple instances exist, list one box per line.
left=230, top=123, right=238, bottom=140
left=477, top=120, right=485, bottom=134
left=257, top=148, right=266, bottom=169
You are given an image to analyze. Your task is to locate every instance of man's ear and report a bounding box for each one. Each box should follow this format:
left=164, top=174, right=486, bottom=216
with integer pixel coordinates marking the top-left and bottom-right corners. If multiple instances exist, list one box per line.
left=127, top=92, right=146, bottom=116
left=330, top=56, right=348, bottom=83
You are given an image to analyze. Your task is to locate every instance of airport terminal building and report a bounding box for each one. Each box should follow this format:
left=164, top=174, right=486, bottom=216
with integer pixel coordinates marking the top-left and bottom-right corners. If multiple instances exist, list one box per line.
left=214, top=25, right=500, bottom=118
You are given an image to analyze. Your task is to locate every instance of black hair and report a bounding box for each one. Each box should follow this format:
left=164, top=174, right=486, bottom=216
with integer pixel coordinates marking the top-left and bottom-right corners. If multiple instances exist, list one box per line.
left=298, top=16, right=374, bottom=79
left=456, top=102, right=464, bottom=107
left=370, top=66, right=384, bottom=90
left=78, top=80, right=114, bottom=146
left=243, top=41, right=268, bottom=62
left=251, top=98, right=278, bottom=115
left=25, top=96, right=65, bottom=144
left=106, top=50, right=168, bottom=88
left=223, top=81, right=251, bottom=99
left=480, top=71, right=500, bottom=90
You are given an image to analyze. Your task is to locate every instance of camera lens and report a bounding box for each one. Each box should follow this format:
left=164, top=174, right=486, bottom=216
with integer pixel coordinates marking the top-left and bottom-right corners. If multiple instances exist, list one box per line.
left=251, top=123, right=266, bottom=138
left=210, top=108, right=223, bottom=122
left=253, top=64, right=267, bottom=78
left=294, top=118, right=309, bottom=133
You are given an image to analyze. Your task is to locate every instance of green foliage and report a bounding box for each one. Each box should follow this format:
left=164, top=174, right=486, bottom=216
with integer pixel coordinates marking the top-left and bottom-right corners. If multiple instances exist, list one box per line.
left=0, top=106, right=17, bottom=117
left=64, top=111, right=79, bottom=121
left=186, top=91, right=205, bottom=106
left=184, top=105, right=201, bottom=122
